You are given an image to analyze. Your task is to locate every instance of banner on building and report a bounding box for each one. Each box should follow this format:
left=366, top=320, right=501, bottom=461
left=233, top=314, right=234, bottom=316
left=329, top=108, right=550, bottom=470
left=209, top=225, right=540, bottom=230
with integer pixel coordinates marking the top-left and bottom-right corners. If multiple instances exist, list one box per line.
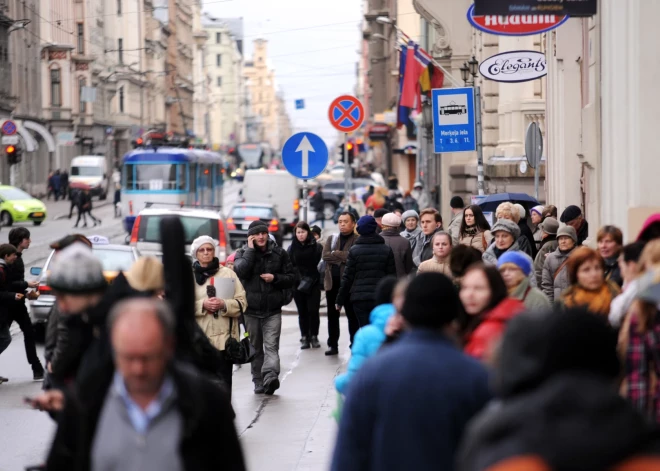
left=473, top=0, right=597, bottom=17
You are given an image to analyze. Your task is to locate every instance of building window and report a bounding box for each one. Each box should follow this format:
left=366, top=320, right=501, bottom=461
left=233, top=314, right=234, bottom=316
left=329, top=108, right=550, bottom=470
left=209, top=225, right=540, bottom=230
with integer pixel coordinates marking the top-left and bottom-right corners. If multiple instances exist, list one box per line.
left=217, top=76, right=222, bottom=87
left=216, top=32, right=221, bottom=44
left=117, top=0, right=122, bottom=15
left=118, top=38, right=123, bottom=64
left=50, top=68, right=61, bottom=107
left=79, top=78, right=86, bottom=113
left=77, top=23, right=84, bottom=54
left=216, top=54, right=221, bottom=67
left=119, top=86, right=124, bottom=113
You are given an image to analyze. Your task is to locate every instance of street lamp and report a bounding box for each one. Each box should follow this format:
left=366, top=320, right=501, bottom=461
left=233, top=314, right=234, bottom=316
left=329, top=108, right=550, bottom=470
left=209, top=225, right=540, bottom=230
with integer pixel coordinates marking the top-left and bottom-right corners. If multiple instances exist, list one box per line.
left=461, top=56, right=484, bottom=196
left=421, top=99, right=433, bottom=139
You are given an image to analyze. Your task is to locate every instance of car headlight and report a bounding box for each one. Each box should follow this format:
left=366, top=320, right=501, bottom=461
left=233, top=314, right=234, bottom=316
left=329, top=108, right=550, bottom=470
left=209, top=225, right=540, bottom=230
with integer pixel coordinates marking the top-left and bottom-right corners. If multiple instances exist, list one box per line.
left=13, top=204, right=26, bottom=212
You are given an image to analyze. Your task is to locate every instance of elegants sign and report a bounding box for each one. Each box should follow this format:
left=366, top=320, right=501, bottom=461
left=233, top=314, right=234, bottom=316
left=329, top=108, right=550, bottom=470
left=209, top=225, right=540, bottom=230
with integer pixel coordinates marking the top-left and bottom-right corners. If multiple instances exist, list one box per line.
left=479, top=50, right=547, bottom=83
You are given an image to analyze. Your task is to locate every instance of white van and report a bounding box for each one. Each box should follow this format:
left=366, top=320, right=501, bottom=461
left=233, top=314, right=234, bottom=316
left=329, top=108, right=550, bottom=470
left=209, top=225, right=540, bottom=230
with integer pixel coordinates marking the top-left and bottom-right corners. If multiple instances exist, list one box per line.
left=69, top=155, right=108, bottom=199
left=241, top=169, right=299, bottom=234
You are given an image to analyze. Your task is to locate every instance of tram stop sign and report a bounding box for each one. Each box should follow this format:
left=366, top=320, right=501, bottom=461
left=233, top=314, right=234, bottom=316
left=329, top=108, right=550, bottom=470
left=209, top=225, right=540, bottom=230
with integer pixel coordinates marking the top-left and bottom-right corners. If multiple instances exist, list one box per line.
left=281, top=132, right=329, bottom=180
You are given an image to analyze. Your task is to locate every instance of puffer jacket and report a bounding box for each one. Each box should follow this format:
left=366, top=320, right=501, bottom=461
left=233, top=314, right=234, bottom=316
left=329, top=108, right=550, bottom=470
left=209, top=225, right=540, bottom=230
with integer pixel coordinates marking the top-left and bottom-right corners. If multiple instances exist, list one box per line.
left=234, top=240, right=295, bottom=318
left=194, top=266, right=247, bottom=351
left=288, top=233, right=323, bottom=287
left=533, top=237, right=558, bottom=286
left=334, top=303, right=395, bottom=394
left=482, top=241, right=537, bottom=288
left=380, top=229, right=414, bottom=277
left=541, top=246, right=576, bottom=302
left=336, top=234, right=396, bottom=306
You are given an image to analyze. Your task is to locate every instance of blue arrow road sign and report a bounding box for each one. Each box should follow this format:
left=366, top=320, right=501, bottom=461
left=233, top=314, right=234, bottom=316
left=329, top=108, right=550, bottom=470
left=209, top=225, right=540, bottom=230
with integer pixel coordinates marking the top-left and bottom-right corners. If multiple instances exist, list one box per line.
left=431, top=87, right=476, bottom=153
left=282, top=132, right=328, bottom=179
left=295, top=99, right=305, bottom=110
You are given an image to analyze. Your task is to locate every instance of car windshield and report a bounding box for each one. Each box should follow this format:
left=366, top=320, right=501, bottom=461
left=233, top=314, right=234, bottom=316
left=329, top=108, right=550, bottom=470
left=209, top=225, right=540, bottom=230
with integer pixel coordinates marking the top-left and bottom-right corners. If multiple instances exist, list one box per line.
left=138, top=215, right=219, bottom=244
left=0, top=187, right=33, bottom=201
left=71, top=166, right=103, bottom=177
left=230, top=206, right=273, bottom=219
left=92, top=248, right=136, bottom=271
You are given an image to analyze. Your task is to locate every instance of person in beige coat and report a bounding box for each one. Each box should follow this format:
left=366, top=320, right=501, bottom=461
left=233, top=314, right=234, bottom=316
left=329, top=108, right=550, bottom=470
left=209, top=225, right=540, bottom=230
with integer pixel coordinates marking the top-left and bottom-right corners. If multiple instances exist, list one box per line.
left=417, top=232, right=453, bottom=278
left=458, top=204, right=492, bottom=253
left=191, top=235, right=247, bottom=395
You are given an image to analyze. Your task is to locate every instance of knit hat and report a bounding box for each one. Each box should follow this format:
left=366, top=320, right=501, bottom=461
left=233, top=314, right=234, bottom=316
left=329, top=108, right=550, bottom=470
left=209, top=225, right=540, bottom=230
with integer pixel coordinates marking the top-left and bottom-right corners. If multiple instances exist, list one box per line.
left=401, top=210, right=419, bottom=222
left=49, top=244, right=107, bottom=294
left=531, top=205, right=545, bottom=217
left=497, top=251, right=533, bottom=276
left=540, top=217, right=559, bottom=236
left=373, top=208, right=389, bottom=219
left=382, top=213, right=401, bottom=227
left=557, top=225, right=578, bottom=243
left=450, top=196, right=465, bottom=209
left=226, top=252, right=237, bottom=264
left=491, top=218, right=521, bottom=239
left=357, top=215, right=378, bottom=236
left=401, top=273, right=459, bottom=328
left=310, top=225, right=322, bottom=237
left=124, top=256, right=164, bottom=292
left=247, top=220, right=269, bottom=236
left=560, top=205, right=582, bottom=223
left=190, top=235, right=217, bottom=260
left=513, top=203, right=526, bottom=220
left=413, top=181, right=423, bottom=188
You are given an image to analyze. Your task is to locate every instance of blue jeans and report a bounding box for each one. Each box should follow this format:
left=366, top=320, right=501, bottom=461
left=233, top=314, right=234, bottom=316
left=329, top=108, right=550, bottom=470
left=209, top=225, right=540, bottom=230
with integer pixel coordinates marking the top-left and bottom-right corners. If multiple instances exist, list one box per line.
left=0, top=325, right=11, bottom=356
left=245, top=313, right=282, bottom=386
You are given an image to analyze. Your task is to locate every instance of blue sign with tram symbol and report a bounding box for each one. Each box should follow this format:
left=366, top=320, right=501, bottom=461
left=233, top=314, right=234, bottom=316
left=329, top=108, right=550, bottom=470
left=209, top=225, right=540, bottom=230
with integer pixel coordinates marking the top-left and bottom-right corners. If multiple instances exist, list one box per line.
left=282, top=132, right=328, bottom=180
left=431, top=87, right=476, bottom=153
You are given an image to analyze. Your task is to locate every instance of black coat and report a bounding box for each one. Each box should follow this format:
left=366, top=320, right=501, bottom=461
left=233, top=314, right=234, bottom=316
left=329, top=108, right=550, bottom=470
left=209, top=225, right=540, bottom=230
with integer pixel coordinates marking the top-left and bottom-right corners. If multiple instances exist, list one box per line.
left=287, top=235, right=323, bottom=287
left=577, top=219, right=589, bottom=246
left=46, top=361, right=246, bottom=471
left=234, top=240, right=295, bottom=318
left=518, top=218, right=537, bottom=259
left=336, top=234, right=396, bottom=306
left=380, top=229, right=414, bottom=277
left=0, top=262, right=20, bottom=327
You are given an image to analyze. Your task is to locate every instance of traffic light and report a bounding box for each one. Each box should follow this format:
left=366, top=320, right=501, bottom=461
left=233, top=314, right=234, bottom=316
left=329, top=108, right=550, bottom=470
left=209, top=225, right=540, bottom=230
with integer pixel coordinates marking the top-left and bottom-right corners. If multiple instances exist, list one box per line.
left=338, top=142, right=355, bottom=164
left=5, top=145, right=20, bottom=165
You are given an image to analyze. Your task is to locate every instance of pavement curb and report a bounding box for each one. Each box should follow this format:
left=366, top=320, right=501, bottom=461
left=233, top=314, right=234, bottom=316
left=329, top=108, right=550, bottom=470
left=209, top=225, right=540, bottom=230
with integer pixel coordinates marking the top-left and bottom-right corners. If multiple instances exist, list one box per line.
left=53, top=200, right=113, bottom=221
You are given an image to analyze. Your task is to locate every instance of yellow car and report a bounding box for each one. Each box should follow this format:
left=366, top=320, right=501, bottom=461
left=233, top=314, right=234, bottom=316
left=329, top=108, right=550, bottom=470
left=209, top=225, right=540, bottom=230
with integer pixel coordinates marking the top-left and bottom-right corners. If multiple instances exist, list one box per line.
left=0, top=185, right=47, bottom=226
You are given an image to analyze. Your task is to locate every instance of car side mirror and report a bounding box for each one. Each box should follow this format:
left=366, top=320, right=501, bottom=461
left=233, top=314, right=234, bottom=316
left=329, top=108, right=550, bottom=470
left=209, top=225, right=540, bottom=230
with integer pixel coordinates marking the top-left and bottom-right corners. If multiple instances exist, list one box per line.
left=30, top=267, right=41, bottom=276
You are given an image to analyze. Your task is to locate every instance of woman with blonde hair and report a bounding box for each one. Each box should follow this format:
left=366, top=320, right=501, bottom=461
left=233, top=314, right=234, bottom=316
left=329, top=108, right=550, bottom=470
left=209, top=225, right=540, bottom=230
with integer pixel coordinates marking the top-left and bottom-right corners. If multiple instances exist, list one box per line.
left=495, top=202, right=533, bottom=257
left=417, top=232, right=452, bottom=277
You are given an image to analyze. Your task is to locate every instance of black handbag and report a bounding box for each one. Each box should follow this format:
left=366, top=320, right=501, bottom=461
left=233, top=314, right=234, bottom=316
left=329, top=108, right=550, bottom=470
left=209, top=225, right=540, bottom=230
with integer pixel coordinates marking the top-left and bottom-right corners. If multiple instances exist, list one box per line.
left=297, top=276, right=315, bottom=294
left=225, top=310, right=256, bottom=365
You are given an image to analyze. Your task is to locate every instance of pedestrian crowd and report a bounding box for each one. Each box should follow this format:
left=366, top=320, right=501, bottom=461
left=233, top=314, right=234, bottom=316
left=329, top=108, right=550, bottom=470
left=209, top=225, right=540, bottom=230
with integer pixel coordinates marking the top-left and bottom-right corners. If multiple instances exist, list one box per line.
left=4, top=183, right=660, bottom=470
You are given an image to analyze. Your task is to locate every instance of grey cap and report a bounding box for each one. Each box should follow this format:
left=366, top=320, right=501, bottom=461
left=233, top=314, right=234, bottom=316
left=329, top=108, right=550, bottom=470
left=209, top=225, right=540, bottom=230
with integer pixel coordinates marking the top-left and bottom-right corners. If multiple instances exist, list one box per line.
left=540, top=217, right=559, bottom=236
left=491, top=218, right=521, bottom=239
left=49, top=243, right=107, bottom=294
left=557, top=225, right=578, bottom=243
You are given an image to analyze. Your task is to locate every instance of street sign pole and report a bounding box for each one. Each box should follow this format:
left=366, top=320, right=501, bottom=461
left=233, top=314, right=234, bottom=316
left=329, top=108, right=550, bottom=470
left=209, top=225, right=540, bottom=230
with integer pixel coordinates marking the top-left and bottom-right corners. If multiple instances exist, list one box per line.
left=534, top=156, right=540, bottom=201
left=343, top=132, right=349, bottom=202
left=302, top=179, right=309, bottom=222
left=525, top=121, right=543, bottom=201
left=475, top=86, right=485, bottom=196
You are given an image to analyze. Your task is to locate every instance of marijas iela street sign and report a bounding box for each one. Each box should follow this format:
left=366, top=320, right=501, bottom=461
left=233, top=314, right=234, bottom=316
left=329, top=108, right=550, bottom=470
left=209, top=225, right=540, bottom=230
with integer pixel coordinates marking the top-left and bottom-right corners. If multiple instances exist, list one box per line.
left=479, top=50, right=547, bottom=83
left=467, top=4, right=568, bottom=36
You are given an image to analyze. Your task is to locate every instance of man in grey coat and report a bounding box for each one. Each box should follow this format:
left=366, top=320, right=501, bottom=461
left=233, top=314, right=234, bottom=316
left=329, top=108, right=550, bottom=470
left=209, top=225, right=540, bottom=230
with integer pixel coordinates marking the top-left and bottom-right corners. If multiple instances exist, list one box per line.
left=380, top=213, right=414, bottom=277
left=533, top=218, right=559, bottom=286
left=447, top=196, right=465, bottom=245
left=541, top=225, right=578, bottom=302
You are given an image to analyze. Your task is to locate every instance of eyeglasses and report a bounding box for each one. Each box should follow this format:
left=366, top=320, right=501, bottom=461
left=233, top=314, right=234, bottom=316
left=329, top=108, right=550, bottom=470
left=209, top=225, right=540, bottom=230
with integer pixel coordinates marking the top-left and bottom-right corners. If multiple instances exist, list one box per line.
left=197, top=247, right=214, bottom=253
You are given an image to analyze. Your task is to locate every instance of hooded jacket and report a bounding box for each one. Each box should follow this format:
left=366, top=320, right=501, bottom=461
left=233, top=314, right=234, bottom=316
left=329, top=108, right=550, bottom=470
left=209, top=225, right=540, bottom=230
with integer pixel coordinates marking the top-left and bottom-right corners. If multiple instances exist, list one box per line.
left=336, top=234, right=396, bottom=306
left=234, top=240, right=295, bottom=318
left=334, top=303, right=395, bottom=394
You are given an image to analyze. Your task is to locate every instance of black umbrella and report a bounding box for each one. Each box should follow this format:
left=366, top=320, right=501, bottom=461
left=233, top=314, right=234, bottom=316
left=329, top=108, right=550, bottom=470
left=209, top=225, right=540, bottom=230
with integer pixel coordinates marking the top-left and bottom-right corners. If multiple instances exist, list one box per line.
left=477, top=193, right=539, bottom=212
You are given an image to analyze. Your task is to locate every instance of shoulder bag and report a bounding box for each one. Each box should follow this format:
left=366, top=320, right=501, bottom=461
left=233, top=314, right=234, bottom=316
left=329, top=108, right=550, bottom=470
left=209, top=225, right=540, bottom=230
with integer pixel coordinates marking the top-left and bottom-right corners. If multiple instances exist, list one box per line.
left=224, top=304, right=256, bottom=365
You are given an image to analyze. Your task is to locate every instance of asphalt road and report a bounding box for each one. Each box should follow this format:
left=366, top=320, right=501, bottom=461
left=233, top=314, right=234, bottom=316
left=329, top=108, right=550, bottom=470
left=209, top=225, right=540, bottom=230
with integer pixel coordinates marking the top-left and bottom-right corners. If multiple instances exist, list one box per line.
left=0, top=180, right=347, bottom=470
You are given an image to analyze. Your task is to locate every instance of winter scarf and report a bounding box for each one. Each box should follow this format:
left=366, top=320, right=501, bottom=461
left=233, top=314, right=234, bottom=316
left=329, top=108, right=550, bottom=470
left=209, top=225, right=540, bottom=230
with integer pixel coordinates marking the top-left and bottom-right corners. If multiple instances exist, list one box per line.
left=463, top=226, right=478, bottom=237
left=561, top=281, right=620, bottom=316
left=192, top=258, right=220, bottom=285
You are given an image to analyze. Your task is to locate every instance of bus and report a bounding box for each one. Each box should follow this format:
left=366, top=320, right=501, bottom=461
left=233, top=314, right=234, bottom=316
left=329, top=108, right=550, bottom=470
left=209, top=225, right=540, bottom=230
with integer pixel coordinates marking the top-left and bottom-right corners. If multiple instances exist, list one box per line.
left=120, top=147, right=227, bottom=236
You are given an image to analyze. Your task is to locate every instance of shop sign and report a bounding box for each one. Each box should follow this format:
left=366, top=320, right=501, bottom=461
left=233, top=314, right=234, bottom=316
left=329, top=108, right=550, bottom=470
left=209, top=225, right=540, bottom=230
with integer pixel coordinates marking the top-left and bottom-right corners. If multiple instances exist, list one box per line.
left=479, top=50, right=547, bottom=83
left=467, top=5, right=568, bottom=36
left=368, top=123, right=391, bottom=141
left=474, top=0, right=596, bottom=17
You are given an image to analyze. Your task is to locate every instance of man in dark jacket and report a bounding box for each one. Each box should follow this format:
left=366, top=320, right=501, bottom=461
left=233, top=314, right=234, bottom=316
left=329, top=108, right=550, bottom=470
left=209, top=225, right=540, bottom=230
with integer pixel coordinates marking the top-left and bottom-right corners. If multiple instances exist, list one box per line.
left=322, top=211, right=358, bottom=356
left=336, top=215, right=396, bottom=331
left=7, top=227, right=44, bottom=379
left=45, top=297, right=245, bottom=471
left=68, top=187, right=82, bottom=220
left=458, top=307, right=660, bottom=471
left=0, top=243, right=24, bottom=384
left=234, top=220, right=295, bottom=395
left=380, top=212, right=413, bottom=277
left=560, top=204, right=589, bottom=246
left=332, top=273, right=492, bottom=471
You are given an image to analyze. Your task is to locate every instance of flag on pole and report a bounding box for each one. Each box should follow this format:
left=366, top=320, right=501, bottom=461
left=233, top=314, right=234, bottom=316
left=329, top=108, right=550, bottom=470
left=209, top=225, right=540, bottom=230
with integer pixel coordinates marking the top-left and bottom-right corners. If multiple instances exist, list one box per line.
left=397, top=45, right=411, bottom=129
left=400, top=41, right=432, bottom=108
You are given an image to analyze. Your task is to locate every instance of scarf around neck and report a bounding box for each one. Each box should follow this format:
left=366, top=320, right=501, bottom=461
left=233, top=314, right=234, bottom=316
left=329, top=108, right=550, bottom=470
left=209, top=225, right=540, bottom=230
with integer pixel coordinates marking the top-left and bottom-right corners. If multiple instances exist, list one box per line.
left=562, top=282, right=618, bottom=316
left=193, top=258, right=220, bottom=285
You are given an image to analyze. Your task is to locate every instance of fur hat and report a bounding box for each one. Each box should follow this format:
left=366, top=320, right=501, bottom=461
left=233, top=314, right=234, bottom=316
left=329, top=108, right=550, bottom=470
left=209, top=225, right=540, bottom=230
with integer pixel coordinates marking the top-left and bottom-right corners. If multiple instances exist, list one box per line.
left=557, top=225, right=578, bottom=243
left=491, top=218, right=521, bottom=240
left=49, top=243, right=107, bottom=294
left=190, top=235, right=217, bottom=260
left=382, top=213, right=402, bottom=227
left=401, top=210, right=419, bottom=222
left=124, top=256, right=164, bottom=293
left=513, top=203, right=526, bottom=220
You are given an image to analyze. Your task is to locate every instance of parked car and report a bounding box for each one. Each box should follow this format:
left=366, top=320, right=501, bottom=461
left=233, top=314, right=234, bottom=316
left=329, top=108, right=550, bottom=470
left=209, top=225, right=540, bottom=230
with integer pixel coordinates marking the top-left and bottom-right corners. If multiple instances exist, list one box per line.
left=0, top=185, right=47, bottom=227
left=28, top=237, right=140, bottom=325
left=129, top=207, right=230, bottom=263
left=226, top=203, right=284, bottom=249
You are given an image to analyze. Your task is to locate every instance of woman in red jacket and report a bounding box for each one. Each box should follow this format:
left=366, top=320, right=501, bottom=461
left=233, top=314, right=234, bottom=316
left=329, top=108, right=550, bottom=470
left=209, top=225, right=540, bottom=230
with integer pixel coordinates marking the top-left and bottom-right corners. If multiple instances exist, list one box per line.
left=459, top=264, right=525, bottom=363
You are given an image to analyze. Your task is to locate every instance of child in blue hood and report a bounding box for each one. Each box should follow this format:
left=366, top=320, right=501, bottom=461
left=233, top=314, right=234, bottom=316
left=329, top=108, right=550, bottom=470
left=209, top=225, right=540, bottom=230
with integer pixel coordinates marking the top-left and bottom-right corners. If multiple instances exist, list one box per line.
left=335, top=276, right=398, bottom=395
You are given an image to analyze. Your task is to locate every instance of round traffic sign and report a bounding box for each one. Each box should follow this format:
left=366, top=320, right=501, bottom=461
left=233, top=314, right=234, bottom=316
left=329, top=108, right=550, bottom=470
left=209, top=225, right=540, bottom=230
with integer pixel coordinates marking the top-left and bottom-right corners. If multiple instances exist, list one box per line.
left=328, top=95, right=364, bottom=133
left=1, top=120, right=17, bottom=136
left=282, top=132, right=329, bottom=180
